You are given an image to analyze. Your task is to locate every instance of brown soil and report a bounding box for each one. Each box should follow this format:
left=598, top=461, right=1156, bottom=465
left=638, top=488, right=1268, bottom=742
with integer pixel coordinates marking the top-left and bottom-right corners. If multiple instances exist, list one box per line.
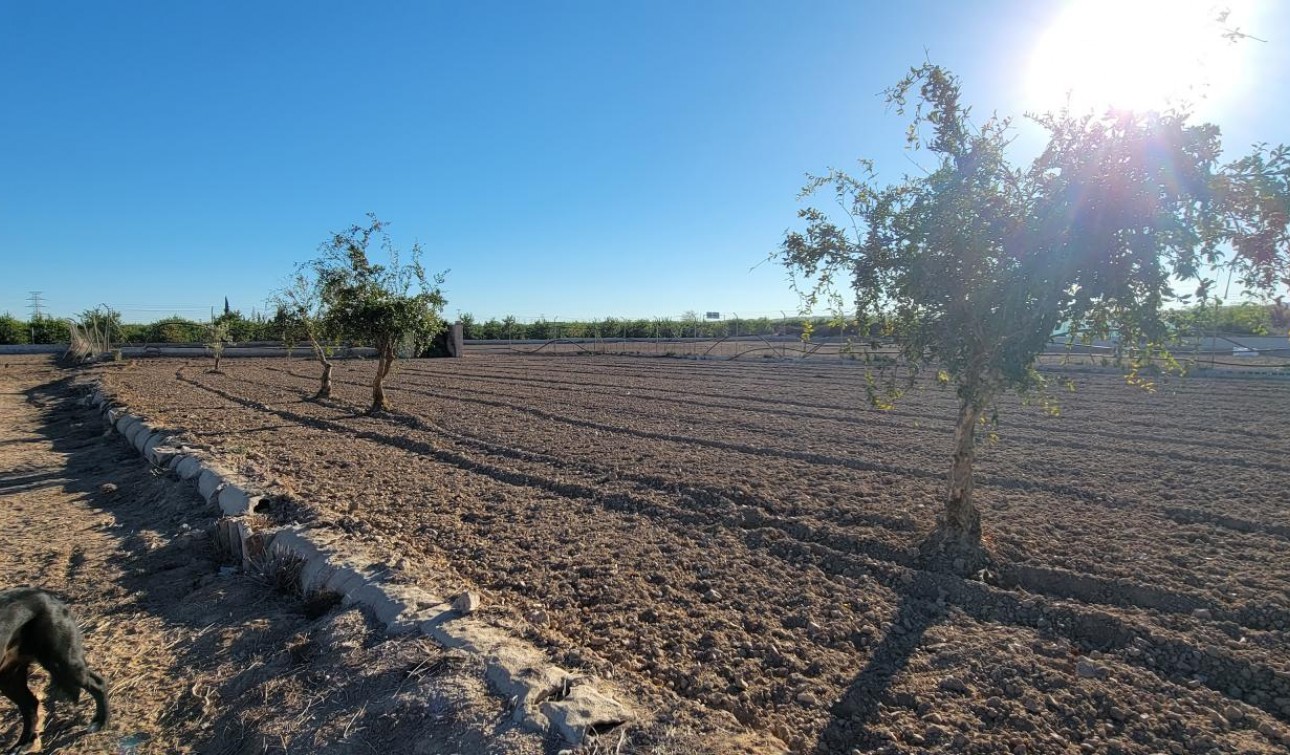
left=0, top=357, right=549, bottom=754
left=87, top=352, right=1290, bottom=754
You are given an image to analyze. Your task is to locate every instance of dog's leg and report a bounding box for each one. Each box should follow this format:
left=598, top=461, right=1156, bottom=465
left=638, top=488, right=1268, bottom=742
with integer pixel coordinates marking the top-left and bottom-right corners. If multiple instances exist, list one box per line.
left=81, top=669, right=108, bottom=733
left=0, top=664, right=41, bottom=754
left=46, top=661, right=108, bottom=735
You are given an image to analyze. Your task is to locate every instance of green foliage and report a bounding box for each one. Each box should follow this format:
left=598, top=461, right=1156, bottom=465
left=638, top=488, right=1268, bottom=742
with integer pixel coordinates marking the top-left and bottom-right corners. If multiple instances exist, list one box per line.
left=778, top=63, right=1290, bottom=551
left=273, top=265, right=338, bottom=356
left=269, top=304, right=309, bottom=346
left=141, top=317, right=207, bottom=343
left=476, top=317, right=503, bottom=339
left=28, top=315, right=69, bottom=344
left=0, top=313, right=28, bottom=344
left=206, top=320, right=231, bottom=371
left=1162, top=301, right=1277, bottom=336
left=453, top=314, right=874, bottom=340
left=526, top=318, right=553, bottom=341
left=458, top=312, right=477, bottom=339
left=320, top=229, right=447, bottom=356
left=212, top=309, right=273, bottom=342
left=781, top=64, right=1289, bottom=411
left=315, top=214, right=448, bottom=411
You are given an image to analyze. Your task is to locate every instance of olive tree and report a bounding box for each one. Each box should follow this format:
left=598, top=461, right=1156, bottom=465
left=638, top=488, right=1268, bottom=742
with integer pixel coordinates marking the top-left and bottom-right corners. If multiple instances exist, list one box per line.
left=780, top=64, right=1288, bottom=566
left=318, top=215, right=447, bottom=413
left=273, top=265, right=340, bottom=398
left=206, top=320, right=231, bottom=373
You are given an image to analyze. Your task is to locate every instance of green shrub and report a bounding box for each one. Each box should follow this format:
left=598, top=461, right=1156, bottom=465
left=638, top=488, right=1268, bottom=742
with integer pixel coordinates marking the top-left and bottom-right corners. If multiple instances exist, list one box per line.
left=0, top=313, right=28, bottom=344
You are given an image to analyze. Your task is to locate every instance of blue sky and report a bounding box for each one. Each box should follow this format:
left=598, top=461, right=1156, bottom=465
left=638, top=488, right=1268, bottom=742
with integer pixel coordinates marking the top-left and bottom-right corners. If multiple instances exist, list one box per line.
left=2, top=1, right=1286, bottom=323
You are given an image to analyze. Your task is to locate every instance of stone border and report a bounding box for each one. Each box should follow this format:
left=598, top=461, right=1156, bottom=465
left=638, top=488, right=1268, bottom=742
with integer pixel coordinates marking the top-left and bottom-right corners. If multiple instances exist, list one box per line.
left=86, top=385, right=635, bottom=745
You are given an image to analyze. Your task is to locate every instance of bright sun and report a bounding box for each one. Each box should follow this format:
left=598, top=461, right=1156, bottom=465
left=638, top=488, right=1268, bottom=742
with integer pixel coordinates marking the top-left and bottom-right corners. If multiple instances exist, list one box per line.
left=1026, top=0, right=1251, bottom=114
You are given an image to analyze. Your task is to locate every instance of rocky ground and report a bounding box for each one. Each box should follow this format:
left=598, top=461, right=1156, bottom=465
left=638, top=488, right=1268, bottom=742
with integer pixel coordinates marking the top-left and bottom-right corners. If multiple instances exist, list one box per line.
left=0, top=357, right=556, bottom=754
left=64, top=353, right=1290, bottom=752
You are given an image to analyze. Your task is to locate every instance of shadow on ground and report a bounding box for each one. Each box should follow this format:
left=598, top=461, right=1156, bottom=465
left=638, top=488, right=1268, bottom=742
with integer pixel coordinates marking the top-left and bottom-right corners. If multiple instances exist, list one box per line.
left=13, top=374, right=550, bottom=755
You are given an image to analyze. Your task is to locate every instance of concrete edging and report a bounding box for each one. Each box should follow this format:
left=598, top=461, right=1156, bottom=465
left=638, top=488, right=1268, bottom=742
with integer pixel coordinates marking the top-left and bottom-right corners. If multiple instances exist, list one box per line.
left=86, top=384, right=635, bottom=745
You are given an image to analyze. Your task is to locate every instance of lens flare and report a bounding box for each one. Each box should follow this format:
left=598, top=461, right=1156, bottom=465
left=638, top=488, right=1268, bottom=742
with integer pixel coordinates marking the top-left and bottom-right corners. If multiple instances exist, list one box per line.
left=1026, top=0, right=1251, bottom=114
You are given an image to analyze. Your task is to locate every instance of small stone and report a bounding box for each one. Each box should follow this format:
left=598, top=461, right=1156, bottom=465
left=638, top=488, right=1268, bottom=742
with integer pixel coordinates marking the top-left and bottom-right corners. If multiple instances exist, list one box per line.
left=939, top=675, right=970, bottom=694
left=1076, top=658, right=1105, bottom=679
left=100, top=482, right=118, bottom=494
left=527, top=609, right=550, bottom=626
left=702, top=588, right=721, bottom=602
left=796, top=691, right=819, bottom=706
left=1224, top=705, right=1243, bottom=723
left=1208, top=710, right=1228, bottom=729
left=1192, top=608, right=1213, bottom=620
left=1023, top=698, right=1043, bottom=714
left=453, top=591, right=482, bottom=615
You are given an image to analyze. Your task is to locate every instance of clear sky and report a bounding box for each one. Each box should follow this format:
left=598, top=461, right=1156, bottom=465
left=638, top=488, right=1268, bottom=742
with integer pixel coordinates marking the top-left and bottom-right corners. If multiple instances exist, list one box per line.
left=2, top=1, right=1286, bottom=324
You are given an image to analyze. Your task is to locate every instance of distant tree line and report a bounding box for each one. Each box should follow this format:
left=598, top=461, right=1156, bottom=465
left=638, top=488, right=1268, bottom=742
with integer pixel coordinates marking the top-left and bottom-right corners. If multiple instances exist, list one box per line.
left=455, top=313, right=881, bottom=341
left=2, top=301, right=1283, bottom=347
left=0, top=309, right=295, bottom=345
left=1160, top=300, right=1289, bottom=338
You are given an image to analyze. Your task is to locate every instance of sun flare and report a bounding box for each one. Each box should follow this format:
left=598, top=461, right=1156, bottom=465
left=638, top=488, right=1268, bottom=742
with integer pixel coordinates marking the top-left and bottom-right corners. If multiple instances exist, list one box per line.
left=1026, top=0, right=1252, bottom=114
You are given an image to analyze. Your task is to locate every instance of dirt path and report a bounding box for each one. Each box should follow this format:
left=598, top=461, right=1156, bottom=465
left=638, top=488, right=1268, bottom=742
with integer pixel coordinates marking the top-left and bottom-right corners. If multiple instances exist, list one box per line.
left=0, top=358, right=548, bottom=755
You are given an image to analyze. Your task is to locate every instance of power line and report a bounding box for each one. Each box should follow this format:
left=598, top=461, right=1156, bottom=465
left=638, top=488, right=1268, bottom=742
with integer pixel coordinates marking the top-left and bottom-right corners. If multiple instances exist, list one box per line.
left=27, top=292, right=44, bottom=344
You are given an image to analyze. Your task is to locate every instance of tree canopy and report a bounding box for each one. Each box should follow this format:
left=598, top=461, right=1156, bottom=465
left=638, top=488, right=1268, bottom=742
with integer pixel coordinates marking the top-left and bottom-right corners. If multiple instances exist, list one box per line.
left=272, top=263, right=341, bottom=398
left=317, top=215, right=447, bottom=413
left=779, top=64, right=1290, bottom=565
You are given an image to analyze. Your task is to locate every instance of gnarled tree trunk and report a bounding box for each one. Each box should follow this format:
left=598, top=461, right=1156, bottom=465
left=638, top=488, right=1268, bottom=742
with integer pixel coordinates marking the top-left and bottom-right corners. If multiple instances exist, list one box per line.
left=316, top=359, right=333, bottom=399
left=307, top=337, right=333, bottom=399
left=923, top=397, right=986, bottom=568
left=944, top=399, right=983, bottom=547
left=370, top=342, right=395, bottom=413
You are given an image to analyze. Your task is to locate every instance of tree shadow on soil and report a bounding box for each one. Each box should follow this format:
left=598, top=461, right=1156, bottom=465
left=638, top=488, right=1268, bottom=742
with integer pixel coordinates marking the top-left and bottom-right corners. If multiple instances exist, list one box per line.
left=813, top=591, right=944, bottom=754
left=811, top=556, right=1290, bottom=752
left=24, top=377, right=559, bottom=754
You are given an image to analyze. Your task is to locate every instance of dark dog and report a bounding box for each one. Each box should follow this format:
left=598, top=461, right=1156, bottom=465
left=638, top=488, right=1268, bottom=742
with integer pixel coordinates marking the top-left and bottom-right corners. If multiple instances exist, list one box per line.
left=0, top=588, right=108, bottom=754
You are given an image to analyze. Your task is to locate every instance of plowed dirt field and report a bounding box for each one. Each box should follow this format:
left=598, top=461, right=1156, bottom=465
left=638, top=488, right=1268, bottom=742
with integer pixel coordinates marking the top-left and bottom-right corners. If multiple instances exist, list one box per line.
left=94, top=354, right=1290, bottom=754
left=0, top=356, right=548, bottom=754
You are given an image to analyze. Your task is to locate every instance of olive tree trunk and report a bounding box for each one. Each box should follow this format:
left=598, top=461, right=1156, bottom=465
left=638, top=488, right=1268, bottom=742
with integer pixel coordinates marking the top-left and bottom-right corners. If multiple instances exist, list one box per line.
left=943, top=399, right=983, bottom=547
left=922, top=397, right=986, bottom=567
left=307, top=335, right=333, bottom=399
left=370, top=342, right=395, bottom=413
left=316, top=358, right=334, bottom=399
